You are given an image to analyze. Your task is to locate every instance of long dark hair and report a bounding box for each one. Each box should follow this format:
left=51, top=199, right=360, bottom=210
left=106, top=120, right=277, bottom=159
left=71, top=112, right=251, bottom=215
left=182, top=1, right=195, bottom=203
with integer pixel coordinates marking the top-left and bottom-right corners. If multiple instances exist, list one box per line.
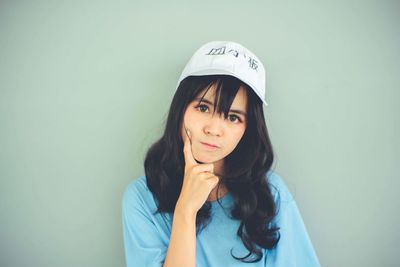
left=144, top=74, right=281, bottom=263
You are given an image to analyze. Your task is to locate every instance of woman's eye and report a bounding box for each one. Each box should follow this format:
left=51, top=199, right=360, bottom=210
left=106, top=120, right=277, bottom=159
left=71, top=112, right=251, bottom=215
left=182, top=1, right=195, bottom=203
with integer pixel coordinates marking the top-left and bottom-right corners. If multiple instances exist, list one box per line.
left=228, top=115, right=242, bottom=123
left=195, top=104, right=209, bottom=112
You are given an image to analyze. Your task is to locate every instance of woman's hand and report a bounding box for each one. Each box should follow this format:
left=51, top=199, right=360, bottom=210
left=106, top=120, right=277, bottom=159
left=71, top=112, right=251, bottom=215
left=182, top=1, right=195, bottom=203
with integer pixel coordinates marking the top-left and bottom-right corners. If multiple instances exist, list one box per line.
left=175, top=129, right=220, bottom=217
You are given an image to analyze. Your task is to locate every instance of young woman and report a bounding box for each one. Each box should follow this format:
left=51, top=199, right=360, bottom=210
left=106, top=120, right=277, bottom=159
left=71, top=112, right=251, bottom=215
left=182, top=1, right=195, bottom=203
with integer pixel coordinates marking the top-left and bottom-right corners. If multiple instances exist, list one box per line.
left=122, top=41, right=320, bottom=267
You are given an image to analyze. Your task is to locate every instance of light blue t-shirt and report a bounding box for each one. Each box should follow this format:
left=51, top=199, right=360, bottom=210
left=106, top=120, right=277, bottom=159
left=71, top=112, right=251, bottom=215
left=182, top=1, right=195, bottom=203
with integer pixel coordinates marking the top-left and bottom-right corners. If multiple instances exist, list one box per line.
left=122, top=171, right=320, bottom=267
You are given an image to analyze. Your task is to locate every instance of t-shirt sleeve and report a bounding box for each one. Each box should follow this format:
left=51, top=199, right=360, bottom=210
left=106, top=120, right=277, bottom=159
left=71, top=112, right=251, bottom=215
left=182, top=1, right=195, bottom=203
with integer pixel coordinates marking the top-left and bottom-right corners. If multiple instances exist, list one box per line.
left=265, top=172, right=321, bottom=267
left=122, top=179, right=168, bottom=267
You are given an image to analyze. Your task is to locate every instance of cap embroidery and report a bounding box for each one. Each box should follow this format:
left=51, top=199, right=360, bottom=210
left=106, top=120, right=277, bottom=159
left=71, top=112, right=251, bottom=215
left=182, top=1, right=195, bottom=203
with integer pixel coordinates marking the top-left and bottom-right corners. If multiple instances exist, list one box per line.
left=205, top=46, right=259, bottom=72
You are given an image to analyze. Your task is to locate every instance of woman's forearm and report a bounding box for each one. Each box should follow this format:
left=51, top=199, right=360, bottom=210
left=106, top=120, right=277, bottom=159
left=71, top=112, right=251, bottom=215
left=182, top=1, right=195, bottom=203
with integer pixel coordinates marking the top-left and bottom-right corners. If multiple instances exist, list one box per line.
left=163, top=207, right=197, bottom=267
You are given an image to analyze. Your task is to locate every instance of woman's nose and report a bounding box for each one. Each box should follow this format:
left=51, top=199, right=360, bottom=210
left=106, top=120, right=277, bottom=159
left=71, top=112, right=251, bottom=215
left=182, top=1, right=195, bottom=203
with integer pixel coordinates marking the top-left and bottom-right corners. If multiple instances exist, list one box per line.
left=204, top=113, right=224, bottom=136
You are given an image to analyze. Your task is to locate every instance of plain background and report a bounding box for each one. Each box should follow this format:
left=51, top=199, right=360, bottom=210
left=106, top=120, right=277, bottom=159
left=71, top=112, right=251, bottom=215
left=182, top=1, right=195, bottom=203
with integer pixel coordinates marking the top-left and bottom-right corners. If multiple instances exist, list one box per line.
left=1, top=1, right=398, bottom=266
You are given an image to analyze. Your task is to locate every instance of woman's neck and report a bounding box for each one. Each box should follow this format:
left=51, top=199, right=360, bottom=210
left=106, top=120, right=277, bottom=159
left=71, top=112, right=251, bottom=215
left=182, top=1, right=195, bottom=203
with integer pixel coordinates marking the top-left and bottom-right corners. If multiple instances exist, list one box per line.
left=207, top=159, right=228, bottom=202
left=207, top=182, right=228, bottom=202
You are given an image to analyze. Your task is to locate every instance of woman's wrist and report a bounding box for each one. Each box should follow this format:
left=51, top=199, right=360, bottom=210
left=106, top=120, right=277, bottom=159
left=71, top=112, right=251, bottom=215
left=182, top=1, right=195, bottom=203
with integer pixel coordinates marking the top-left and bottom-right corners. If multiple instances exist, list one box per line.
left=174, top=201, right=197, bottom=222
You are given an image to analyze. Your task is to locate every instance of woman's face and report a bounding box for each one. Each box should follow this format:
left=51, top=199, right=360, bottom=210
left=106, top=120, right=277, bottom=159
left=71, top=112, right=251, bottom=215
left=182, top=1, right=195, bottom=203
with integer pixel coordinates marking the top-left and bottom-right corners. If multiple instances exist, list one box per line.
left=180, top=83, right=248, bottom=169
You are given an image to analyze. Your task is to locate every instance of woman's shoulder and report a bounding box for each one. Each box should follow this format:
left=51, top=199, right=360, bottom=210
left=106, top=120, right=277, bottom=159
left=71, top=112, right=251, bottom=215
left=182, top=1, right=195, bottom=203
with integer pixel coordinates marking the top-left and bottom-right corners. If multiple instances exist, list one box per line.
left=265, top=170, right=295, bottom=203
left=123, top=175, right=148, bottom=196
left=122, top=175, right=155, bottom=209
left=125, top=175, right=147, bottom=190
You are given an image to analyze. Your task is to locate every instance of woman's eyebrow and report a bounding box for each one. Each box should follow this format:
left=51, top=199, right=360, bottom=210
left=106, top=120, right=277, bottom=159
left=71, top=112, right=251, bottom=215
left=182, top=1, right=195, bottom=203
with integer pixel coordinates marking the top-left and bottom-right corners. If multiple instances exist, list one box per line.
left=194, top=97, right=247, bottom=116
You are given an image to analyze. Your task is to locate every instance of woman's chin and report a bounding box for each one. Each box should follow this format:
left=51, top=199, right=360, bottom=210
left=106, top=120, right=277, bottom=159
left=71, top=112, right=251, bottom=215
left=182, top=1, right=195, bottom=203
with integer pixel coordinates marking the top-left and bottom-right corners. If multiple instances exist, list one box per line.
left=193, top=153, right=219, bottom=164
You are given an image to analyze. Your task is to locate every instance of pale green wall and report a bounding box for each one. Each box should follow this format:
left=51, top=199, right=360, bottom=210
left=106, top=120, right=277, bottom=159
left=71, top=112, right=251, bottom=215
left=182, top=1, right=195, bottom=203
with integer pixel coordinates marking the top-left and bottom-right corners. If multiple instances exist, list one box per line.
left=0, top=1, right=398, bottom=266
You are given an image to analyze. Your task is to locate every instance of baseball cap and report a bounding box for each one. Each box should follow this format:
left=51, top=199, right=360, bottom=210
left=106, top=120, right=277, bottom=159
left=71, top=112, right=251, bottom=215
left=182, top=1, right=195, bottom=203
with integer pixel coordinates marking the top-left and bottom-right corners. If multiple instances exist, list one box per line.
left=176, top=40, right=268, bottom=107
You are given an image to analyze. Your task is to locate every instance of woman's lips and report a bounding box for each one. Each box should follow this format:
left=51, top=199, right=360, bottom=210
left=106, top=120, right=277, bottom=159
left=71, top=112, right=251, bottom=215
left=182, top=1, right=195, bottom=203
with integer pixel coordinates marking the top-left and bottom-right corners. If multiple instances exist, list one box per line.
left=200, top=142, right=220, bottom=149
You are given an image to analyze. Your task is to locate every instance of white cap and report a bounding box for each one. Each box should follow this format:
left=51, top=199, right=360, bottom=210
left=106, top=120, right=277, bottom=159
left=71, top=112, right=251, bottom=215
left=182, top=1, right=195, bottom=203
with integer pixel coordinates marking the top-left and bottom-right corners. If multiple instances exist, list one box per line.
left=176, top=40, right=268, bottom=107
